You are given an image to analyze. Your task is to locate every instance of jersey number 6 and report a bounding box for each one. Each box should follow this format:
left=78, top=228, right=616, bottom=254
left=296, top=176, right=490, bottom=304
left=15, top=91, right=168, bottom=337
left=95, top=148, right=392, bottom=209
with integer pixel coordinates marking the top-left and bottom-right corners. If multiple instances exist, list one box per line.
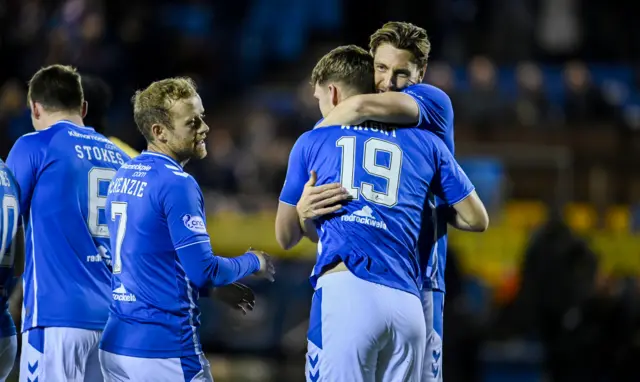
left=88, top=167, right=117, bottom=238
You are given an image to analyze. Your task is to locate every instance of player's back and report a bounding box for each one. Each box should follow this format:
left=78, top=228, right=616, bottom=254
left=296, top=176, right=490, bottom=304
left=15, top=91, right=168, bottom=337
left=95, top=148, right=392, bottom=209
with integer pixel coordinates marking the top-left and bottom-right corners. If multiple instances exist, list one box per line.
left=6, top=121, right=129, bottom=331
left=0, top=160, right=20, bottom=337
left=300, top=123, right=459, bottom=298
left=102, top=151, right=206, bottom=358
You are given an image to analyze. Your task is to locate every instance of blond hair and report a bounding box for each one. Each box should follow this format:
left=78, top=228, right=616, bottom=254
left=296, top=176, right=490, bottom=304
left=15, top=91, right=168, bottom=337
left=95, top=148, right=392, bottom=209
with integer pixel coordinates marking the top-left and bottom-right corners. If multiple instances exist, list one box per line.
left=132, top=77, right=197, bottom=141
left=369, top=21, right=431, bottom=68
left=311, top=45, right=374, bottom=95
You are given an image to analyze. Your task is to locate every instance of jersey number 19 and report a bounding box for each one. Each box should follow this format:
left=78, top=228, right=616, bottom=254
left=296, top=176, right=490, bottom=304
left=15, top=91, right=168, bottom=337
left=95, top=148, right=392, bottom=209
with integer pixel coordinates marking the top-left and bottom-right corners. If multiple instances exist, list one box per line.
left=336, top=137, right=403, bottom=207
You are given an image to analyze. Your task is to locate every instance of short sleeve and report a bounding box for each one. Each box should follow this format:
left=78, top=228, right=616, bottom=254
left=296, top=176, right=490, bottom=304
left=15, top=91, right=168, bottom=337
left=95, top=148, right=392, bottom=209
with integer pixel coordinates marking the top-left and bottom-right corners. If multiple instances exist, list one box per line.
left=279, top=133, right=311, bottom=206
left=6, top=135, right=43, bottom=215
left=431, top=145, right=475, bottom=206
left=402, top=84, right=455, bottom=154
left=161, top=175, right=211, bottom=250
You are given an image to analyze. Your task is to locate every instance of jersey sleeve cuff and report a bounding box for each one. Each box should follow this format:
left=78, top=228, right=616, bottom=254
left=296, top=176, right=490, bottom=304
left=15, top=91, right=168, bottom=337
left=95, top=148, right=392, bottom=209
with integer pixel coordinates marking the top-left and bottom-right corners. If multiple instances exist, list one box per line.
left=278, top=198, right=298, bottom=207
left=449, top=187, right=476, bottom=206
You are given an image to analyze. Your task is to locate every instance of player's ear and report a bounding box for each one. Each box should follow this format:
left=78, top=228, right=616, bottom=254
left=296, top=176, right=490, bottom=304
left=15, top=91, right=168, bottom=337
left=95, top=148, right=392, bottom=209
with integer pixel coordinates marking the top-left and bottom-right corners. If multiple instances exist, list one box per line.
left=81, top=101, right=88, bottom=119
left=418, top=64, right=427, bottom=82
left=329, top=84, right=339, bottom=107
left=30, top=101, right=41, bottom=119
left=151, top=123, right=167, bottom=142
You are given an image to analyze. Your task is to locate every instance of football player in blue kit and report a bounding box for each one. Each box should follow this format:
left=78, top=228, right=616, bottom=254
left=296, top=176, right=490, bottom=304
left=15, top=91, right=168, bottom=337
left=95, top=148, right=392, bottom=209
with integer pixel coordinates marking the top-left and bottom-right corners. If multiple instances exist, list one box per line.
left=99, top=77, right=275, bottom=382
left=298, top=22, right=483, bottom=382
left=6, top=65, right=131, bottom=382
left=276, top=45, right=488, bottom=381
left=0, top=160, right=22, bottom=381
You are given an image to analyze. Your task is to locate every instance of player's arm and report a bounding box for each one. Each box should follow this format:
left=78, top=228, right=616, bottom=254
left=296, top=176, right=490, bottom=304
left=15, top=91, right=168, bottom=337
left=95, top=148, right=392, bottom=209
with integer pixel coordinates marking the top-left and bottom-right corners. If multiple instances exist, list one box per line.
left=13, top=223, right=25, bottom=277
left=276, top=202, right=309, bottom=249
left=446, top=191, right=488, bottom=232
left=317, top=92, right=419, bottom=127
left=164, top=178, right=266, bottom=288
left=276, top=133, right=315, bottom=249
left=433, top=146, right=489, bottom=232
left=8, top=223, right=25, bottom=324
left=6, top=136, right=41, bottom=214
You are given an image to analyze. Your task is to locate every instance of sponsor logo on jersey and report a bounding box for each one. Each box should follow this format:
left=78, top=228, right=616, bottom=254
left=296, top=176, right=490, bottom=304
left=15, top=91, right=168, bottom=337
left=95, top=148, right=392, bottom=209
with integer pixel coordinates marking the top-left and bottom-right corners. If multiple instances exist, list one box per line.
left=113, top=284, right=137, bottom=302
left=340, top=206, right=388, bottom=230
left=182, top=214, right=207, bottom=233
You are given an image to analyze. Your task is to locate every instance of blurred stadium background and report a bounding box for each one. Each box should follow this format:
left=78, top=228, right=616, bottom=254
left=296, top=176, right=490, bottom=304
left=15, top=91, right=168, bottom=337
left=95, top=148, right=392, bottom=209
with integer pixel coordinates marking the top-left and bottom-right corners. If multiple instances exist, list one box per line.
left=2, top=0, right=640, bottom=381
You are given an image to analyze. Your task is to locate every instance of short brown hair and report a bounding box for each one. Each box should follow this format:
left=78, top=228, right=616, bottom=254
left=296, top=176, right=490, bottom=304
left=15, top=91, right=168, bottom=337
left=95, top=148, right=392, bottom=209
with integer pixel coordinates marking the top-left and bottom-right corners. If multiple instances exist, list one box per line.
left=311, top=45, right=374, bottom=95
left=132, top=77, right=198, bottom=141
left=28, top=64, right=84, bottom=113
left=369, top=21, right=430, bottom=68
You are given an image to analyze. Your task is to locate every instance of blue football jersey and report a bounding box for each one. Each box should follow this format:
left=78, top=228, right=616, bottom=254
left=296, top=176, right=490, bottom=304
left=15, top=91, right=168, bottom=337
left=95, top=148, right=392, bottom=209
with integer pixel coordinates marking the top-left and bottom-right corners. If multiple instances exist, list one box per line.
left=6, top=120, right=130, bottom=331
left=100, top=151, right=259, bottom=358
left=403, top=83, right=456, bottom=292
left=0, top=160, right=20, bottom=337
left=280, top=123, right=473, bottom=298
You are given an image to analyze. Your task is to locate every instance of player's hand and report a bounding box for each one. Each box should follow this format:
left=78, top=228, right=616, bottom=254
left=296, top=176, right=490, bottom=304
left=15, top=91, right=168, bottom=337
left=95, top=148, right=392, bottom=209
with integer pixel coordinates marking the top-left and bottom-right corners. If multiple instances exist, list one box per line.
left=297, top=170, right=350, bottom=220
left=249, top=248, right=275, bottom=282
left=211, top=282, right=255, bottom=315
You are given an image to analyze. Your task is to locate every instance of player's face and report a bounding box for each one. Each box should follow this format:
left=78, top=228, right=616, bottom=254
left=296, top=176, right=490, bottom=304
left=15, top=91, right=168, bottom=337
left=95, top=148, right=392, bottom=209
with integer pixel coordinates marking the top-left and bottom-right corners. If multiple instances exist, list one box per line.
left=313, top=83, right=335, bottom=117
left=373, top=43, right=423, bottom=92
left=166, top=95, right=209, bottom=161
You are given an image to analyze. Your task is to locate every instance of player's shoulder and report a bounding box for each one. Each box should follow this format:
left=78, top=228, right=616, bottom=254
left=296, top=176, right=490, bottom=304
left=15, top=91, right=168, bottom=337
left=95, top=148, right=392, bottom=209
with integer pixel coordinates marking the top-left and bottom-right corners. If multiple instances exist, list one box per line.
left=292, top=128, right=323, bottom=149
left=10, top=130, right=49, bottom=157
left=54, top=122, right=116, bottom=147
left=136, top=152, right=198, bottom=190
left=307, top=124, right=351, bottom=137
left=402, top=83, right=452, bottom=104
left=412, top=128, right=451, bottom=153
left=0, top=160, right=20, bottom=194
left=13, top=130, right=47, bottom=146
left=302, top=124, right=355, bottom=146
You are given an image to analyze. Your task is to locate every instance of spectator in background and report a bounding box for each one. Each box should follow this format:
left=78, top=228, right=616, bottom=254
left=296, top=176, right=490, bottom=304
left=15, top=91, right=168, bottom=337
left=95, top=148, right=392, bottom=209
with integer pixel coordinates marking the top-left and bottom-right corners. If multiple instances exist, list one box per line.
left=81, top=74, right=139, bottom=157
left=425, top=61, right=459, bottom=107
left=512, top=61, right=552, bottom=127
left=81, top=74, right=112, bottom=133
left=499, top=215, right=640, bottom=382
left=458, top=56, right=508, bottom=127
left=0, top=79, right=29, bottom=154
left=563, top=61, right=615, bottom=123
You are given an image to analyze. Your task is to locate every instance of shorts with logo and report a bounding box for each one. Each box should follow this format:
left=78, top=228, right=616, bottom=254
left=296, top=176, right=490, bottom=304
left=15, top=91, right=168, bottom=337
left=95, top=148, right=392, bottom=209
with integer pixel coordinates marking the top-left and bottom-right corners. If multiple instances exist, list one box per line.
left=422, top=289, right=445, bottom=382
left=20, top=327, right=102, bottom=382
left=99, top=350, right=213, bottom=382
left=305, top=271, right=425, bottom=382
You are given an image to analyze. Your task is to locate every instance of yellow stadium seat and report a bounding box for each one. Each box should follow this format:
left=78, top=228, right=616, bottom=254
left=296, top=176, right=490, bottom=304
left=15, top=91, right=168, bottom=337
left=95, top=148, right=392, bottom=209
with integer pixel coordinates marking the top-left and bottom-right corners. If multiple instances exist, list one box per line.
left=504, top=201, right=547, bottom=229
left=564, top=203, right=596, bottom=232
left=606, top=206, right=630, bottom=233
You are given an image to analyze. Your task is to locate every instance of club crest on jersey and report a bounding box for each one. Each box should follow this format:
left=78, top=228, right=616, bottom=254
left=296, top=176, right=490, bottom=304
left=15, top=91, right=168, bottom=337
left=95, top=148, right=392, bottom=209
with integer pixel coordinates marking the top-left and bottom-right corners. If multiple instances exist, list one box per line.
left=182, top=214, right=207, bottom=233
